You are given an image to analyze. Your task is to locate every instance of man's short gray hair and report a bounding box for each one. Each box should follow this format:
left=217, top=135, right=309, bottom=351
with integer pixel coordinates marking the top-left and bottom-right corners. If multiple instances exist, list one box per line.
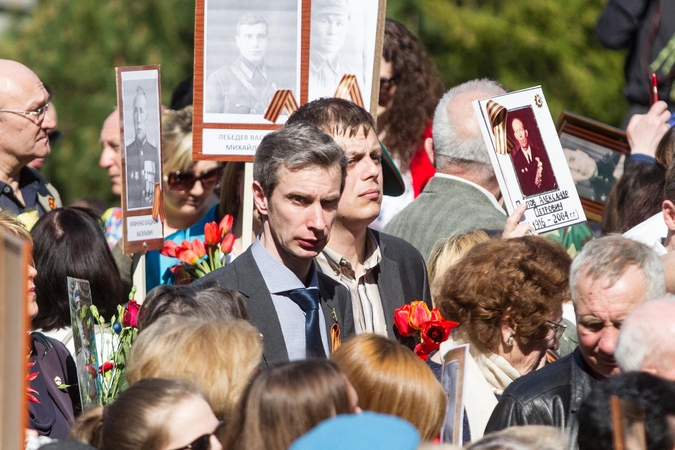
left=432, top=78, right=505, bottom=166
left=615, top=296, right=675, bottom=373
left=253, top=122, right=347, bottom=197
left=569, top=235, right=665, bottom=303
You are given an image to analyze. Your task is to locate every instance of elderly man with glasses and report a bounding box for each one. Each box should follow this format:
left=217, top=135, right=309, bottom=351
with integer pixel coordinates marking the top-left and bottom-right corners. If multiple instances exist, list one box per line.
left=0, top=59, right=62, bottom=217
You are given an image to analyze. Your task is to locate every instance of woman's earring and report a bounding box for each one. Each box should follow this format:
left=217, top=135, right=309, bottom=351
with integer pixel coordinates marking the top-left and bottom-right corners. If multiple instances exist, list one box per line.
left=507, top=336, right=515, bottom=347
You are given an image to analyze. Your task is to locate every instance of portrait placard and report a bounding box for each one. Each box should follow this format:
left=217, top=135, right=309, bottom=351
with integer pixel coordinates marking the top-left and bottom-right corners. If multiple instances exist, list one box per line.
left=193, top=0, right=387, bottom=161
left=0, top=231, right=30, bottom=450
left=440, top=344, right=468, bottom=446
left=473, top=86, right=586, bottom=233
left=556, top=111, right=629, bottom=223
left=116, top=66, right=165, bottom=254
left=68, top=277, right=101, bottom=409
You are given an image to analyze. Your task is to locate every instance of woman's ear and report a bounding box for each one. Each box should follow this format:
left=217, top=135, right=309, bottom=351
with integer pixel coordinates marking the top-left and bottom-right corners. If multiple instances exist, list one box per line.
left=500, top=312, right=516, bottom=347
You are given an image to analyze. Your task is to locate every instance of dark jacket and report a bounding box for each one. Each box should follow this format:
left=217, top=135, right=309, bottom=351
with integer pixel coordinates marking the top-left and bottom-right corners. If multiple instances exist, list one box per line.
left=29, top=332, right=80, bottom=439
left=485, top=348, right=596, bottom=448
left=596, top=0, right=675, bottom=107
left=199, top=248, right=355, bottom=366
left=369, top=230, right=432, bottom=338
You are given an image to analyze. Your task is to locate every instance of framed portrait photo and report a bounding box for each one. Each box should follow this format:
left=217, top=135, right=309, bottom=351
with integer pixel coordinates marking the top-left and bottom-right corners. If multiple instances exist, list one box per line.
left=474, top=86, right=587, bottom=234
left=0, top=231, right=30, bottom=450
left=556, top=111, right=629, bottom=223
left=193, top=0, right=386, bottom=161
left=116, top=66, right=165, bottom=254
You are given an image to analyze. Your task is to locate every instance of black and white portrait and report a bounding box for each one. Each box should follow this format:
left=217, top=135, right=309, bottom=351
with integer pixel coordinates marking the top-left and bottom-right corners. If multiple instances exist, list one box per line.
left=121, top=70, right=161, bottom=210
left=308, top=0, right=378, bottom=107
left=203, top=0, right=299, bottom=124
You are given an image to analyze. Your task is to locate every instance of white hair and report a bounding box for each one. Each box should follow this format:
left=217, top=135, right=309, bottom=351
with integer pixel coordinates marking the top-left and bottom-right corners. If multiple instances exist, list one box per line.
left=615, top=296, right=675, bottom=373
left=432, top=78, right=505, bottom=166
left=569, top=235, right=665, bottom=304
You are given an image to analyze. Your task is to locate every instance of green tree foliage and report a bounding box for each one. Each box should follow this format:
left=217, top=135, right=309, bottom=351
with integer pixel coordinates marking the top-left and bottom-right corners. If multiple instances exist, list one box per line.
left=387, top=0, right=627, bottom=128
left=0, top=0, right=195, bottom=205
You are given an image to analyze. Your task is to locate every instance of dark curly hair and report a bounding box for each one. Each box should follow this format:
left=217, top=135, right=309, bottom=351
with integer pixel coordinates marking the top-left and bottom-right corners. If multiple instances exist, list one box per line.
left=377, top=19, right=444, bottom=172
left=436, top=236, right=571, bottom=352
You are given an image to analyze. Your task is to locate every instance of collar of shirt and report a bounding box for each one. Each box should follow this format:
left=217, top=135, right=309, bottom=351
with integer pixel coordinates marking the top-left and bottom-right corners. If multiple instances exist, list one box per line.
left=237, top=56, right=268, bottom=81
left=318, top=229, right=381, bottom=280
left=251, top=238, right=319, bottom=294
left=0, top=166, right=43, bottom=214
left=310, top=53, right=340, bottom=75
left=433, top=173, right=505, bottom=215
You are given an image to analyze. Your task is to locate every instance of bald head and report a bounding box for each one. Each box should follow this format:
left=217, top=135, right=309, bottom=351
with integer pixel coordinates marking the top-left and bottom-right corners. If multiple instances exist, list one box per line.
left=0, top=59, right=54, bottom=175
left=616, top=296, right=675, bottom=381
left=99, top=109, right=122, bottom=196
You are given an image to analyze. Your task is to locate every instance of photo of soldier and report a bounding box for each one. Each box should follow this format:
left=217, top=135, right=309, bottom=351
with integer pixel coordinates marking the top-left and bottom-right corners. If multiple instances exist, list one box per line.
left=125, top=85, right=160, bottom=210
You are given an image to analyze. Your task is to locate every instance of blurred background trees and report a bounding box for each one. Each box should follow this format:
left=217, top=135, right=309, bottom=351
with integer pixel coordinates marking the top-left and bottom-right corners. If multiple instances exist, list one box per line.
left=0, top=0, right=625, bottom=205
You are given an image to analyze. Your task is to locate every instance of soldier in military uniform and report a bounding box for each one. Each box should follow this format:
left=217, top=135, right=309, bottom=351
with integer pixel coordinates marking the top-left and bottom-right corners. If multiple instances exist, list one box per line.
left=309, top=0, right=363, bottom=100
left=125, top=86, right=158, bottom=209
left=205, top=14, right=284, bottom=114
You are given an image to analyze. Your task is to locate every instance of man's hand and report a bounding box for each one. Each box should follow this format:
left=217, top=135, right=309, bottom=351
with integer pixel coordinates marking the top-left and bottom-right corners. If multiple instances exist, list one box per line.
left=626, top=101, right=671, bottom=158
left=503, top=202, right=535, bottom=239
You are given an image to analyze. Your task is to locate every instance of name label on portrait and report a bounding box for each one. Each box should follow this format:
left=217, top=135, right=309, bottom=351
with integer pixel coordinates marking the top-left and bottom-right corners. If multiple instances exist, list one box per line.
left=126, top=215, right=163, bottom=242
left=202, top=129, right=272, bottom=157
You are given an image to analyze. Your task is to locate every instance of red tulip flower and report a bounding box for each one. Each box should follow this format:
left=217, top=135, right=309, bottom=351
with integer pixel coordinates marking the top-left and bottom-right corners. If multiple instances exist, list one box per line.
left=160, top=240, right=180, bottom=258
left=99, top=361, right=115, bottom=374
left=220, top=232, right=236, bottom=254
left=219, top=214, right=234, bottom=236
left=178, top=249, right=199, bottom=266
left=393, top=303, right=415, bottom=337
left=204, top=222, right=220, bottom=246
left=408, top=301, right=431, bottom=331
left=123, top=299, right=140, bottom=328
left=191, top=238, right=206, bottom=258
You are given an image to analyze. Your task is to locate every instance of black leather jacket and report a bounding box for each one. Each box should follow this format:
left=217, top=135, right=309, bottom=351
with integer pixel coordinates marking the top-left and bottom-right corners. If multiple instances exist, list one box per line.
left=485, top=348, right=596, bottom=449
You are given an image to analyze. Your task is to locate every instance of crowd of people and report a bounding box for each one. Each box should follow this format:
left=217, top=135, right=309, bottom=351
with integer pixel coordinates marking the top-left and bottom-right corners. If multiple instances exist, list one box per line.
left=2, top=9, right=675, bottom=450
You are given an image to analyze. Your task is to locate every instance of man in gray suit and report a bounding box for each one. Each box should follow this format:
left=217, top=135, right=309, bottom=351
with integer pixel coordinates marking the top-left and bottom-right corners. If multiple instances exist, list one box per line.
left=383, top=79, right=509, bottom=260
left=286, top=98, right=431, bottom=340
left=200, top=123, right=354, bottom=365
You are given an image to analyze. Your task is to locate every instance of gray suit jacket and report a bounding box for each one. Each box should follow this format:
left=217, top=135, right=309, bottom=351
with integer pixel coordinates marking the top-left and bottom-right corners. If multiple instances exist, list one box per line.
left=383, top=175, right=508, bottom=260
left=371, top=230, right=432, bottom=339
left=200, top=248, right=355, bottom=366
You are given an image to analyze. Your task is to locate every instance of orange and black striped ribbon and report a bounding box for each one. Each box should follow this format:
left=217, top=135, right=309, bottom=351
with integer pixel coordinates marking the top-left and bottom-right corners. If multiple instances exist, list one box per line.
left=333, top=74, right=364, bottom=108
left=152, top=182, right=165, bottom=222
left=486, top=100, right=514, bottom=155
left=264, top=90, right=299, bottom=123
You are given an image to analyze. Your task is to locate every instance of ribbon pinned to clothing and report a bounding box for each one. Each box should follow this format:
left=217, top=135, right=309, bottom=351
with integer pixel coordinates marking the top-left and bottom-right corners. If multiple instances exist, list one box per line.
left=264, top=89, right=299, bottom=123
left=486, top=100, right=514, bottom=155
left=151, top=182, right=165, bottom=222
left=333, top=74, right=364, bottom=108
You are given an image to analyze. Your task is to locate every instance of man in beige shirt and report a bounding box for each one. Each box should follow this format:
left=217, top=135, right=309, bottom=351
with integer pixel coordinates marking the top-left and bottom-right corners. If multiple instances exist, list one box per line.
left=286, top=98, right=431, bottom=337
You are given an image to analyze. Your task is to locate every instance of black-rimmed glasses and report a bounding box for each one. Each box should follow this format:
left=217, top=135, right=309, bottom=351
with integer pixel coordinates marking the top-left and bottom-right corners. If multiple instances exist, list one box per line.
left=170, top=420, right=226, bottom=450
left=0, top=102, right=49, bottom=123
left=546, top=320, right=567, bottom=340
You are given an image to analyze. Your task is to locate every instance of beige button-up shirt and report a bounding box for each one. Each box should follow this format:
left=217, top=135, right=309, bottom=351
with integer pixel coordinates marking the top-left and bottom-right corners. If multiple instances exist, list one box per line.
left=316, top=230, right=387, bottom=335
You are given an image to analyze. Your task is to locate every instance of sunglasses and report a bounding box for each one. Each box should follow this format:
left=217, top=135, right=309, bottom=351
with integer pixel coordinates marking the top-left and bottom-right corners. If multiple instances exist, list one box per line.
left=170, top=420, right=226, bottom=450
left=378, top=76, right=397, bottom=107
left=546, top=319, right=567, bottom=340
left=165, top=166, right=223, bottom=192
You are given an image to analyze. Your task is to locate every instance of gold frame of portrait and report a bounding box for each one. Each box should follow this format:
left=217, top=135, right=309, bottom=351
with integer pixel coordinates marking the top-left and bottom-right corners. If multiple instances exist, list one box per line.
left=556, top=110, right=629, bottom=223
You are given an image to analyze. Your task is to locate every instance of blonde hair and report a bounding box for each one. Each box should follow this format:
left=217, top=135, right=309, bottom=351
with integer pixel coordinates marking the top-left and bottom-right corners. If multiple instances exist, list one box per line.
left=427, top=230, right=490, bottom=303
left=331, top=334, right=446, bottom=440
left=162, top=106, right=194, bottom=175
left=70, top=378, right=205, bottom=450
left=126, top=317, right=262, bottom=419
left=0, top=209, right=32, bottom=242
